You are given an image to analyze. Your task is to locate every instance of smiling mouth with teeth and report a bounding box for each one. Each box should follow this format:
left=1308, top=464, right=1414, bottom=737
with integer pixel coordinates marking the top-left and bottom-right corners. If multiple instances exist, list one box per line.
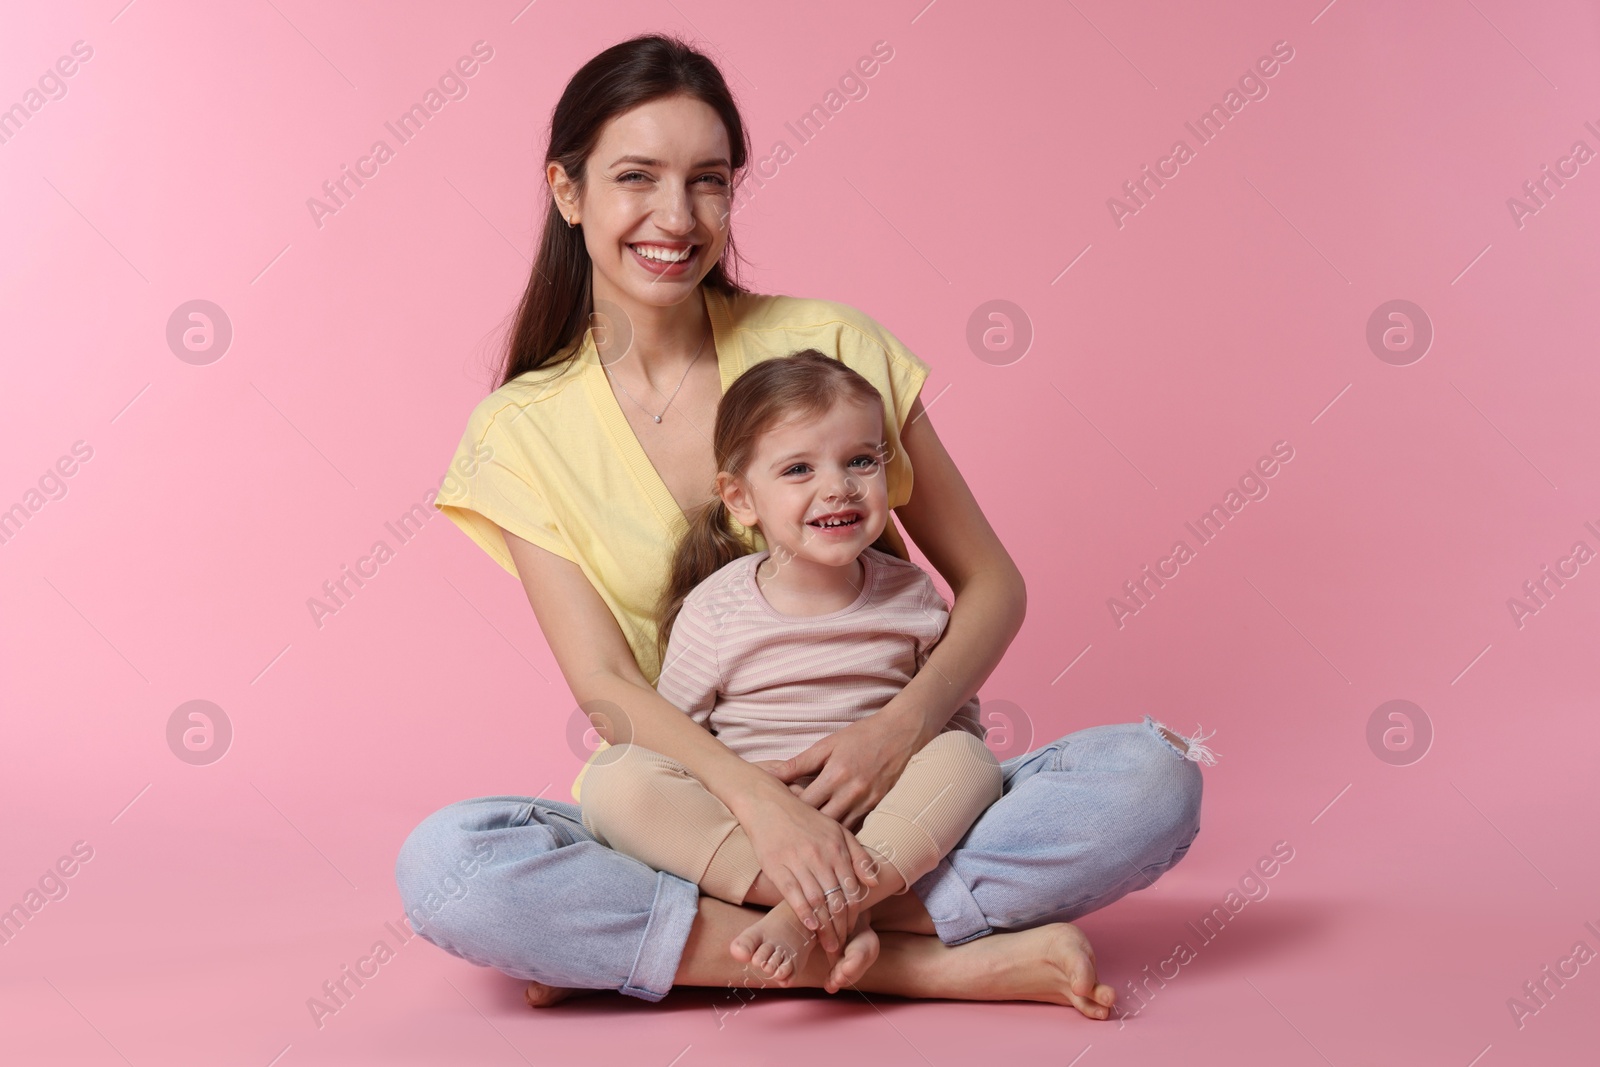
left=629, top=243, right=697, bottom=263
left=809, top=514, right=860, bottom=529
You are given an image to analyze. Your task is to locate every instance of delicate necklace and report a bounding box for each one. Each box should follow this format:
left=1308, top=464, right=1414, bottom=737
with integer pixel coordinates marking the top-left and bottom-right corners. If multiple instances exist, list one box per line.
left=603, top=326, right=711, bottom=424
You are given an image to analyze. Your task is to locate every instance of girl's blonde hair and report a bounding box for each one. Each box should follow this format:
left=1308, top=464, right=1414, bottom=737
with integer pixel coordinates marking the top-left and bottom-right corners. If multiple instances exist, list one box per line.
left=655, top=349, right=903, bottom=663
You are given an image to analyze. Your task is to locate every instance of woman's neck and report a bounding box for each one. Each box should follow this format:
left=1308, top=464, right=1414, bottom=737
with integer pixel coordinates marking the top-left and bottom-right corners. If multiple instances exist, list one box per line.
left=591, top=281, right=711, bottom=380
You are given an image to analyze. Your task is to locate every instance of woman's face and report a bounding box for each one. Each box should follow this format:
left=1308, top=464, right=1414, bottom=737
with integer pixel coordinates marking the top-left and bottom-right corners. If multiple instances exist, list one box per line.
left=550, top=94, right=733, bottom=317
left=720, top=399, right=892, bottom=572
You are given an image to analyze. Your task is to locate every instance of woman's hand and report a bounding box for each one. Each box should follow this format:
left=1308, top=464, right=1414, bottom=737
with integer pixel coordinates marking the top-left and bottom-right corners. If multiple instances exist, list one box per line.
left=772, top=712, right=920, bottom=829
left=738, top=782, right=881, bottom=956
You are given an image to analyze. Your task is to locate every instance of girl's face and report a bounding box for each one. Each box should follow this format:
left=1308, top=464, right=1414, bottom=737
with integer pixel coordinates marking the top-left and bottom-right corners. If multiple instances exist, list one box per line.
left=549, top=94, right=733, bottom=317
left=720, top=399, right=891, bottom=571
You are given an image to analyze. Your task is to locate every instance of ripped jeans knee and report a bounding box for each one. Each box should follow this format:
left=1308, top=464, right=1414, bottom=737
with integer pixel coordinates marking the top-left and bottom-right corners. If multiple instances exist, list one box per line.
left=1144, top=715, right=1220, bottom=766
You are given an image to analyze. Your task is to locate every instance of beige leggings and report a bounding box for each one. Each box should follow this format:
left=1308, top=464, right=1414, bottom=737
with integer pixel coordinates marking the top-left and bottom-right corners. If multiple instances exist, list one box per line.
left=579, top=729, right=1003, bottom=906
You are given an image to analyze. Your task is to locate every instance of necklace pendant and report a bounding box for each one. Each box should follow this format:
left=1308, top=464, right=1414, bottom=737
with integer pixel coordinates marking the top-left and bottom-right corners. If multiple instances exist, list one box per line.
left=652, top=414, right=662, bottom=423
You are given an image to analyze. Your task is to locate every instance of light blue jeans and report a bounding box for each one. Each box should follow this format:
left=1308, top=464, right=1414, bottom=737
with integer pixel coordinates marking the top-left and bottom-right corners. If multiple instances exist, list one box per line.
left=395, top=715, right=1208, bottom=1001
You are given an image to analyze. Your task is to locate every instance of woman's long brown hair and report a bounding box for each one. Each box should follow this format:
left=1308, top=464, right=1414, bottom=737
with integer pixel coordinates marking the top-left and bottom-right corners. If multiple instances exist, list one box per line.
left=655, top=350, right=903, bottom=664
left=496, top=34, right=754, bottom=388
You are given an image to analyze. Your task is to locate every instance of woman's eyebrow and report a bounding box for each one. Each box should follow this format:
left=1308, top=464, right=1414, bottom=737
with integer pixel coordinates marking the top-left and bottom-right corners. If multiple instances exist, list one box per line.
left=609, top=155, right=730, bottom=169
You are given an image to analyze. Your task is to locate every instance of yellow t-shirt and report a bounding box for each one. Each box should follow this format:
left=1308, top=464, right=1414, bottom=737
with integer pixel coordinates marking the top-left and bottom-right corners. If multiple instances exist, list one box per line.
left=433, top=283, right=931, bottom=800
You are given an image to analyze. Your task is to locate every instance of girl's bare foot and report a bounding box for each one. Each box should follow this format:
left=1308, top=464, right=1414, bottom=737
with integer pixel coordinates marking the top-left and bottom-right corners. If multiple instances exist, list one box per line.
left=731, top=896, right=883, bottom=990
left=823, top=908, right=879, bottom=994
left=729, top=897, right=815, bottom=983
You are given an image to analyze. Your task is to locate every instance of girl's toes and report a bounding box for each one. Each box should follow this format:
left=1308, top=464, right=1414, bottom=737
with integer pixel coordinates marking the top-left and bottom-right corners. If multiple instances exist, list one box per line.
left=827, top=926, right=880, bottom=992
left=730, top=929, right=758, bottom=963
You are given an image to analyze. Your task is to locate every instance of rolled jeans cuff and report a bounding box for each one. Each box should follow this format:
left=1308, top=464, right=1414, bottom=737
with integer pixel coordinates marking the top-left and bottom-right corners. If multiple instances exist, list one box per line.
left=912, top=855, right=993, bottom=946
left=621, top=870, right=700, bottom=1001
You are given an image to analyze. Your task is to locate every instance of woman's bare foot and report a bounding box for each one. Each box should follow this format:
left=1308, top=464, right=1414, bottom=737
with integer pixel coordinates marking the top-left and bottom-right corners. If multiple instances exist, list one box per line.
left=524, top=980, right=572, bottom=1007
left=1006, top=923, right=1116, bottom=1019
left=823, top=908, right=879, bottom=994
left=523, top=980, right=602, bottom=1008
left=838, top=921, right=1117, bottom=1019
left=675, top=887, right=1116, bottom=1017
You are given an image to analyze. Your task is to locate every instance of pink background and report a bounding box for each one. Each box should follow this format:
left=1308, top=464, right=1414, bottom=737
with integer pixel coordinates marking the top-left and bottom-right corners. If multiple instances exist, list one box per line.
left=3, top=1, right=1598, bottom=1063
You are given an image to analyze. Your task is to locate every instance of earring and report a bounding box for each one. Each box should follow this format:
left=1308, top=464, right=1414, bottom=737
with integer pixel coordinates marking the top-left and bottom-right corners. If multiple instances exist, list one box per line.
left=567, top=216, right=578, bottom=228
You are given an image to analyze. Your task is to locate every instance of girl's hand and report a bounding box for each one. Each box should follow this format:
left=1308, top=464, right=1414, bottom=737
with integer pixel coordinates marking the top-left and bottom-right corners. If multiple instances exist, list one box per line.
left=773, top=713, right=919, bottom=829
left=738, top=785, right=880, bottom=955
left=750, top=759, right=799, bottom=787
left=751, top=759, right=807, bottom=797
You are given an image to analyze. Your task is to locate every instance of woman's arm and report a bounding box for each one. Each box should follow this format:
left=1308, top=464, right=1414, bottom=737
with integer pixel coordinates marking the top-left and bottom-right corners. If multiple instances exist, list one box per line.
left=498, top=525, right=878, bottom=952
left=779, top=395, right=1028, bottom=825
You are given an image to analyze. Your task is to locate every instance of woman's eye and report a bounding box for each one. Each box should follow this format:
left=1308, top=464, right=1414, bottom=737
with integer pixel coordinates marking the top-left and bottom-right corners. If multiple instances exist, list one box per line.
left=617, top=172, right=727, bottom=186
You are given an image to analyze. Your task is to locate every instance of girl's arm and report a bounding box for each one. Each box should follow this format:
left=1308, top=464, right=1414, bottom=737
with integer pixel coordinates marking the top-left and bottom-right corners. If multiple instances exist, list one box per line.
left=777, top=395, right=1027, bottom=827
left=498, top=525, right=877, bottom=952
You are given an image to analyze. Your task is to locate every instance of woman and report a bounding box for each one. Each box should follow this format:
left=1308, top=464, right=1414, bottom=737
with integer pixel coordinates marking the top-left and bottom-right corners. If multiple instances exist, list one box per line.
left=397, top=33, right=1205, bottom=1020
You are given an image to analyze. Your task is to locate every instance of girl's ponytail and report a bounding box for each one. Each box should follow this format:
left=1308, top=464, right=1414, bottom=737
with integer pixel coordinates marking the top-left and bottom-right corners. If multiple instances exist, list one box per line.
left=655, top=494, right=752, bottom=665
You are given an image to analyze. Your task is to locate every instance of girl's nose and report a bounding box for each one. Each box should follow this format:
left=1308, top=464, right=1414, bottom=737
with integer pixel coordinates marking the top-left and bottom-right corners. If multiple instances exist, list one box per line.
left=825, top=473, right=863, bottom=502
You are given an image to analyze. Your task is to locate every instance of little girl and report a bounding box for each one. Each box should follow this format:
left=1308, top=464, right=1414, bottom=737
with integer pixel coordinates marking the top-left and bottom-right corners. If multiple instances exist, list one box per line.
left=579, top=349, right=1003, bottom=993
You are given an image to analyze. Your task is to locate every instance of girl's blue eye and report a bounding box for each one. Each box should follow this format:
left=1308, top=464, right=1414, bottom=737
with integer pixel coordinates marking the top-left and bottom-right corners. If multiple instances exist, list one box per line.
left=782, top=456, right=878, bottom=477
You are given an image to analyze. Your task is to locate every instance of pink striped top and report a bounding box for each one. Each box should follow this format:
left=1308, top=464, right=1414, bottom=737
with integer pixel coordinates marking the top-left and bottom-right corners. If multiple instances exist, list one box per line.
left=655, top=547, right=985, bottom=765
